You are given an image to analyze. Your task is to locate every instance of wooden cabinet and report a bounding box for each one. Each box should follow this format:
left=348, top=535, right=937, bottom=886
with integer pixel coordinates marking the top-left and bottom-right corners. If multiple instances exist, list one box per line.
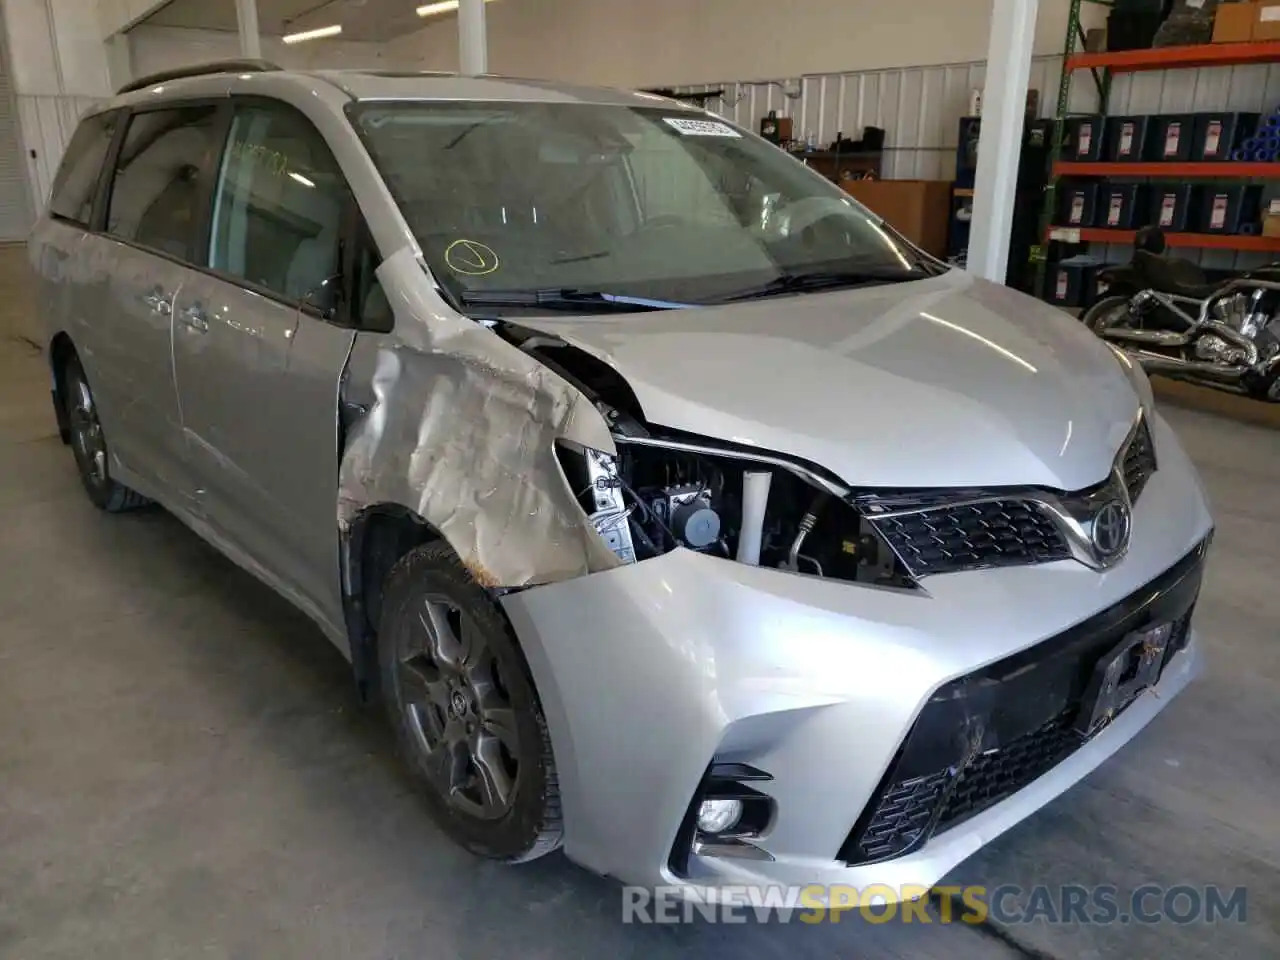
left=841, top=179, right=953, bottom=258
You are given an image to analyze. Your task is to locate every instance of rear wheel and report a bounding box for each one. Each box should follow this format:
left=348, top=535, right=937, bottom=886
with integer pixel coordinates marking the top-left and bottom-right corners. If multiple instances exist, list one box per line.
left=1082, top=295, right=1132, bottom=335
left=378, top=542, right=562, bottom=862
left=62, top=357, right=149, bottom=513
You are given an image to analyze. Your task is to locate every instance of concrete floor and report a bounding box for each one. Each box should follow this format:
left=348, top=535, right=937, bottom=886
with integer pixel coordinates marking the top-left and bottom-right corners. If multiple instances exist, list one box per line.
left=1, top=244, right=1276, bottom=960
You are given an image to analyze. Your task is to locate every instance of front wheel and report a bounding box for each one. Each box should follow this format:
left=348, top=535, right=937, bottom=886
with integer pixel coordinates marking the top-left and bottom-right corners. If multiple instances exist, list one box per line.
left=378, top=542, right=563, bottom=862
left=1081, top=295, right=1133, bottom=335
left=62, top=357, right=150, bottom=513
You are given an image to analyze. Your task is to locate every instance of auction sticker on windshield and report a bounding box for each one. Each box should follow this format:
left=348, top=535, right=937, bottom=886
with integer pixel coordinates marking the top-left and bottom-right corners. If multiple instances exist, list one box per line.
left=663, top=117, right=741, bottom=138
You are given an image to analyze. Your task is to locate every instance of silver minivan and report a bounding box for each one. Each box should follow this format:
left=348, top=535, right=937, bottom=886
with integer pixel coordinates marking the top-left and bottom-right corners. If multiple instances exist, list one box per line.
left=30, top=61, right=1212, bottom=902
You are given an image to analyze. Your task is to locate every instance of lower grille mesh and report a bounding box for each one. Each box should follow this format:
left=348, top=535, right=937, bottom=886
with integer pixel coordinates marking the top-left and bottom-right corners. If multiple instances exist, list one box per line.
left=838, top=552, right=1204, bottom=868
left=936, top=713, right=1081, bottom=830
left=848, top=770, right=951, bottom=863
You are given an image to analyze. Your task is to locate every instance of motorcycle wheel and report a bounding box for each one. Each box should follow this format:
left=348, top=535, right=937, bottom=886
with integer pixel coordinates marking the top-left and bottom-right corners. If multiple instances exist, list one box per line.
left=1242, top=369, right=1280, bottom=403
left=1081, top=295, right=1132, bottom=335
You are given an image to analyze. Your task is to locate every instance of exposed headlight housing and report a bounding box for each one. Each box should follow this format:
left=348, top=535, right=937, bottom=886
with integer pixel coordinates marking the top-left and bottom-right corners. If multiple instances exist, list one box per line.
left=555, top=431, right=916, bottom=590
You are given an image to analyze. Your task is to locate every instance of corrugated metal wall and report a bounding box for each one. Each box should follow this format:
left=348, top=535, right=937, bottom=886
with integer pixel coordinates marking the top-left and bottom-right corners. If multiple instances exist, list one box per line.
left=678, top=55, right=1280, bottom=271
left=0, top=17, right=36, bottom=239
left=677, top=56, right=1075, bottom=180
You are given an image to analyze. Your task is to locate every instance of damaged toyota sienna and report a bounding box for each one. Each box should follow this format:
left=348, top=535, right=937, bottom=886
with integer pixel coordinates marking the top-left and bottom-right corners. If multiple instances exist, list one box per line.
left=30, top=64, right=1212, bottom=902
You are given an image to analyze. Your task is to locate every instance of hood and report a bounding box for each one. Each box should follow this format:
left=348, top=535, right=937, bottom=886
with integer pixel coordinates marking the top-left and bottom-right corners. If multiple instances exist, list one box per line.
left=517, top=271, right=1141, bottom=491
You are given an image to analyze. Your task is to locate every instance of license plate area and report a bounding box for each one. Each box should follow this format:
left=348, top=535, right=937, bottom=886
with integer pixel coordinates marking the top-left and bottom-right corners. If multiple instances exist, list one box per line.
left=1075, top=622, right=1173, bottom=735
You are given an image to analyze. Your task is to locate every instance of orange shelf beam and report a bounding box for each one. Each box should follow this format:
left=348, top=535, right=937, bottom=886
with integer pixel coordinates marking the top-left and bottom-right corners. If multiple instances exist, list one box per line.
left=1046, top=227, right=1280, bottom=252
left=1054, top=161, right=1280, bottom=178
left=1066, top=41, right=1280, bottom=73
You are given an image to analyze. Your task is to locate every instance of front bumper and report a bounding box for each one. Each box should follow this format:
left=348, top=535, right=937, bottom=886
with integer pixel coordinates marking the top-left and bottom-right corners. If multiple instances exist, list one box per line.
left=501, top=413, right=1213, bottom=899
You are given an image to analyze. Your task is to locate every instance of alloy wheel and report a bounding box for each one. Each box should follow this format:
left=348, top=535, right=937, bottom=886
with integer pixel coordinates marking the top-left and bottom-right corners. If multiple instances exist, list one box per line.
left=396, top=597, right=521, bottom=821
left=68, top=378, right=108, bottom=487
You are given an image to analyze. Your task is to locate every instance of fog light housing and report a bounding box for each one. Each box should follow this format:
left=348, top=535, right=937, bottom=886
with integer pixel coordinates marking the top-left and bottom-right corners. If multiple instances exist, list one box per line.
left=669, top=763, right=776, bottom=877
left=696, top=798, right=743, bottom=835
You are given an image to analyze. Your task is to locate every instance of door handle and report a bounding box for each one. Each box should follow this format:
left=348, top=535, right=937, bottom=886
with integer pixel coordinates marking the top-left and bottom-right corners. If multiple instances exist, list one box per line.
left=143, top=291, right=172, bottom=316
left=178, top=305, right=209, bottom=333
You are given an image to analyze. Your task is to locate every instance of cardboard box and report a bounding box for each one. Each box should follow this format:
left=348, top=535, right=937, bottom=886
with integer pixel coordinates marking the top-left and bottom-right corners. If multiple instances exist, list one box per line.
left=1213, top=1, right=1257, bottom=42
left=1255, top=0, right=1280, bottom=39
left=1264, top=199, right=1280, bottom=237
left=841, top=180, right=952, bottom=257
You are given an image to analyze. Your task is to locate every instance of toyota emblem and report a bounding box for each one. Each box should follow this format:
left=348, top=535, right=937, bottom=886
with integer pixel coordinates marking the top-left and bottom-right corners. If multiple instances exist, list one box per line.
left=1091, top=500, right=1131, bottom=560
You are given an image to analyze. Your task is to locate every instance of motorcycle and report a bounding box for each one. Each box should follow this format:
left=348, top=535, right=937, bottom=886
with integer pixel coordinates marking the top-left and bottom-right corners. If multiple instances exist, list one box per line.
left=1080, top=227, right=1280, bottom=402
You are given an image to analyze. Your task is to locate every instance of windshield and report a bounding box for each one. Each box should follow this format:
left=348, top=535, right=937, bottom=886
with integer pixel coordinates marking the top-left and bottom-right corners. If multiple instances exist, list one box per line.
left=349, top=101, right=943, bottom=307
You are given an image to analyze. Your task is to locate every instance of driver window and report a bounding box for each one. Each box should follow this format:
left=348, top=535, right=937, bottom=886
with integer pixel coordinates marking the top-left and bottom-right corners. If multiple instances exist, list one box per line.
left=209, top=102, right=347, bottom=312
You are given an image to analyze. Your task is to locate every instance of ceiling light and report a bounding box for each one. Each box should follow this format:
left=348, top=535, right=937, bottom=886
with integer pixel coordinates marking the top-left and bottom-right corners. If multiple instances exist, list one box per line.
left=289, top=171, right=316, bottom=188
left=417, top=1, right=460, bottom=15
left=282, top=24, right=343, bottom=44
left=417, top=0, right=496, bottom=18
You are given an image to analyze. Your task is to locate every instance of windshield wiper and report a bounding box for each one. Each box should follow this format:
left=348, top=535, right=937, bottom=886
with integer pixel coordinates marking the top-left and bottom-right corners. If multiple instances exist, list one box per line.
left=717, top=267, right=932, bottom=303
left=458, top=288, right=694, bottom=312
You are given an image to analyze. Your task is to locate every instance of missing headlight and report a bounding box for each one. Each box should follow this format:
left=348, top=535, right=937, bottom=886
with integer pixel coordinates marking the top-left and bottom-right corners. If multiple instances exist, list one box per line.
left=555, top=441, right=638, bottom=564
left=556, top=436, right=916, bottom=589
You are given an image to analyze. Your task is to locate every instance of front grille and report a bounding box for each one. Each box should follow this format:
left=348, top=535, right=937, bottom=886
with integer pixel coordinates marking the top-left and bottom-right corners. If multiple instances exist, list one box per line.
left=867, top=417, right=1157, bottom=578
left=838, top=541, right=1207, bottom=866
left=872, top=500, right=1070, bottom=576
left=1123, top=419, right=1158, bottom=503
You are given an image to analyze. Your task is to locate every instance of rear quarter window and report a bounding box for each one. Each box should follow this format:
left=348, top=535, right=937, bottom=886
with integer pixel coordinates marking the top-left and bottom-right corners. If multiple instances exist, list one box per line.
left=49, top=112, right=118, bottom=227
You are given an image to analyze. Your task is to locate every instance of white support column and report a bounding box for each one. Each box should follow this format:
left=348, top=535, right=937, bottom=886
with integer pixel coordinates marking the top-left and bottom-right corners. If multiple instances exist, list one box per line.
left=235, top=0, right=261, bottom=60
left=458, top=0, right=487, bottom=76
left=967, top=0, right=1039, bottom=284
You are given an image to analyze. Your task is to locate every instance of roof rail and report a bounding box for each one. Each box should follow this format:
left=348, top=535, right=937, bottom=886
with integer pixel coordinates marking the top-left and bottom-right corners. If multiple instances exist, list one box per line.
left=116, top=59, right=282, bottom=95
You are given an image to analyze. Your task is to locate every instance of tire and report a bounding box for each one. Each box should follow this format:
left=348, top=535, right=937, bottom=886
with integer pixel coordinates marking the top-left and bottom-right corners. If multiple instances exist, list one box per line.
left=378, top=541, right=563, bottom=862
left=1081, top=295, right=1132, bottom=335
left=61, top=356, right=150, bottom=513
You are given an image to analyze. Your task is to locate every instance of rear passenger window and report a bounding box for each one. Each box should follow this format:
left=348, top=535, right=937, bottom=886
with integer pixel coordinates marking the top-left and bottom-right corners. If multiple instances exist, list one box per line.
left=106, top=106, right=221, bottom=261
left=208, top=103, right=347, bottom=310
left=49, top=112, right=118, bottom=226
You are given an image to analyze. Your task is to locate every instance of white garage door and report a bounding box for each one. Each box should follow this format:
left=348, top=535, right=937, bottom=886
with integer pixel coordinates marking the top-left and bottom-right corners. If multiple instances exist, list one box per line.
left=0, top=28, right=33, bottom=240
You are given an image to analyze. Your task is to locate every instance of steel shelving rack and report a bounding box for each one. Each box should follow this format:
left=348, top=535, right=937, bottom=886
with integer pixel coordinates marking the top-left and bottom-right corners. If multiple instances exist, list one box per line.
left=1033, top=0, right=1280, bottom=299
